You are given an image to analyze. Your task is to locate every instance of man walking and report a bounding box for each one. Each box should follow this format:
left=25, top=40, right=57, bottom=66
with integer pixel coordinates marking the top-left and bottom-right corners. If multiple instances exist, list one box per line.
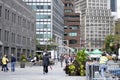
left=11, top=54, right=16, bottom=72
left=42, top=53, right=50, bottom=74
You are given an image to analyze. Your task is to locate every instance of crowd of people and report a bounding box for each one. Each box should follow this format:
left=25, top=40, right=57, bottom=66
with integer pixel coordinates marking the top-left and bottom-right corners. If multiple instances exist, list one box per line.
left=86, top=53, right=109, bottom=78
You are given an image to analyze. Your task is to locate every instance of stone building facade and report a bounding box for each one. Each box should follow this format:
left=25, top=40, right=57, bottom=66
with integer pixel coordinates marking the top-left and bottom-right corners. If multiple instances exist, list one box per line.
left=0, top=0, right=36, bottom=60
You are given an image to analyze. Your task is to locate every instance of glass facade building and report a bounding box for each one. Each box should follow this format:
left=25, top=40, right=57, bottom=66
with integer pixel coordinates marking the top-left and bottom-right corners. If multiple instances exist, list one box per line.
left=23, top=0, right=64, bottom=54
left=110, top=0, right=117, bottom=12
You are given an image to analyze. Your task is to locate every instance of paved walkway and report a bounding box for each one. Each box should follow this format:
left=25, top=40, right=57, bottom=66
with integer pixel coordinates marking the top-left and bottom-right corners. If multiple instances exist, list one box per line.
left=0, top=62, right=86, bottom=80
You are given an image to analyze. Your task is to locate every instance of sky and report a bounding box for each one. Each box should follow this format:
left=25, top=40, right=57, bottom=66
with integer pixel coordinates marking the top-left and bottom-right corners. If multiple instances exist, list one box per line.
left=117, top=0, right=120, bottom=18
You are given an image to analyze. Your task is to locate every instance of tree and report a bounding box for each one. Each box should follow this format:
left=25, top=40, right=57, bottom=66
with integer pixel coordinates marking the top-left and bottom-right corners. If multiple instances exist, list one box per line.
left=103, top=35, right=115, bottom=54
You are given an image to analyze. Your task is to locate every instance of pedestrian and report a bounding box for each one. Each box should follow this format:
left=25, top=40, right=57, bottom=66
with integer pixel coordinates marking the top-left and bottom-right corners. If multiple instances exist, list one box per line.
left=42, top=53, right=50, bottom=74
left=99, top=53, right=108, bottom=78
left=11, top=54, right=16, bottom=72
left=60, top=55, right=64, bottom=67
left=2, top=54, right=9, bottom=72
left=6, top=55, right=9, bottom=71
left=31, top=55, right=37, bottom=65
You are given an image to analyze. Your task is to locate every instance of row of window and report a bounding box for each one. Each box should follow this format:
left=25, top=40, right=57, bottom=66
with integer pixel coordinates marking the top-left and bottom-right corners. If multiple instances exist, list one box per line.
left=64, top=26, right=79, bottom=29
left=64, top=32, right=78, bottom=37
left=88, top=0, right=107, bottom=3
left=0, top=5, right=35, bottom=31
left=36, top=33, right=51, bottom=39
left=23, top=0, right=51, bottom=2
left=36, top=14, right=51, bottom=19
left=31, top=5, right=51, bottom=10
left=86, top=24, right=113, bottom=27
left=0, top=29, right=34, bottom=46
left=36, top=23, right=51, bottom=29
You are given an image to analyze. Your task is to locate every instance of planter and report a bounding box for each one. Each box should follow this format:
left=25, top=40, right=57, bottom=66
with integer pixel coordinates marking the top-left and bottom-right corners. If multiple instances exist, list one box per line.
left=20, top=62, right=25, bottom=68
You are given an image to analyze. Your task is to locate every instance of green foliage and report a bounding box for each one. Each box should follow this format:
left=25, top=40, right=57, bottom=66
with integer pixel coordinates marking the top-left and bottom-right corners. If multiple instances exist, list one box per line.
left=68, top=64, right=75, bottom=74
left=75, top=49, right=87, bottom=76
left=76, top=49, right=87, bottom=63
left=20, top=54, right=26, bottom=62
left=104, top=34, right=120, bottom=54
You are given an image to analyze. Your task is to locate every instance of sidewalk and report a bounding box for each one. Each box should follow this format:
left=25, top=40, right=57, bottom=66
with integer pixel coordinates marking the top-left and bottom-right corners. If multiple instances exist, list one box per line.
left=0, top=62, right=86, bottom=80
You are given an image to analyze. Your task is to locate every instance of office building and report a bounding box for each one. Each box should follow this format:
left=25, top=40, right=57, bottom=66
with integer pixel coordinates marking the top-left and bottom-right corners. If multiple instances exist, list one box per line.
left=110, top=0, right=117, bottom=19
left=23, top=0, right=64, bottom=55
left=62, top=0, right=81, bottom=52
left=0, top=0, right=36, bottom=60
left=74, top=0, right=115, bottom=51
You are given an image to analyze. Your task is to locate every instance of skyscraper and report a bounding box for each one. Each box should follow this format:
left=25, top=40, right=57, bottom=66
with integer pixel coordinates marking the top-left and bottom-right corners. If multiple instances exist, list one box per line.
left=110, top=0, right=117, bottom=12
left=110, top=0, right=117, bottom=19
left=23, top=0, right=64, bottom=54
left=74, top=0, right=115, bottom=51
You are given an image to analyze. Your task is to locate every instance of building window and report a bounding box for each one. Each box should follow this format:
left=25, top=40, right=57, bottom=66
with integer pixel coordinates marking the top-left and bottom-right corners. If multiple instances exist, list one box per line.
left=69, top=32, right=77, bottom=36
left=22, top=36, right=26, bottom=45
left=0, top=29, right=1, bottom=40
left=0, top=6, right=2, bottom=17
left=69, top=39, right=77, bottom=44
left=17, top=34, right=21, bottom=44
left=70, top=26, right=79, bottom=29
left=64, top=26, right=67, bottom=29
left=5, top=9, right=9, bottom=20
left=5, top=9, right=7, bottom=19
left=12, top=13, right=16, bottom=23
left=64, top=33, right=67, bottom=36
left=11, top=33, right=15, bottom=43
left=27, top=38, right=30, bottom=46
left=4, top=30, right=9, bottom=41
left=23, top=18, right=26, bottom=28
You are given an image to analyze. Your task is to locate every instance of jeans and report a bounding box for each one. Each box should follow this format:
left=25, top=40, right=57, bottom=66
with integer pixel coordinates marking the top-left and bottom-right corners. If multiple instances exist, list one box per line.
left=100, top=64, right=107, bottom=77
left=11, top=62, right=16, bottom=72
left=3, top=64, right=7, bottom=72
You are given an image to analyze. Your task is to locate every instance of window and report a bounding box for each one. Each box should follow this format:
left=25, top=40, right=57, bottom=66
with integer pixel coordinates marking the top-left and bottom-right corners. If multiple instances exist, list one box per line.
left=5, top=9, right=9, bottom=20
left=23, top=18, right=26, bottom=28
left=0, top=29, right=1, bottom=40
left=69, top=32, right=77, bottom=36
left=69, top=39, right=77, bottom=44
left=22, top=36, right=26, bottom=45
left=70, top=26, right=79, bottom=29
left=4, top=30, right=9, bottom=41
left=64, top=33, right=67, bottom=36
left=12, top=13, right=16, bottom=23
left=5, top=9, right=7, bottom=19
left=64, top=26, right=67, bottom=29
left=11, top=33, right=15, bottom=43
left=0, top=6, right=2, bottom=17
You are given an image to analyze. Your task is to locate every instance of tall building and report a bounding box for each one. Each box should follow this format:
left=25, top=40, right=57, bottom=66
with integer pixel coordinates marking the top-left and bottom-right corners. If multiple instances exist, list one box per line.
left=110, top=0, right=117, bottom=19
left=110, top=0, right=117, bottom=12
left=62, top=0, right=81, bottom=52
left=23, top=0, right=64, bottom=55
left=74, top=0, right=115, bottom=51
left=0, top=0, right=36, bottom=60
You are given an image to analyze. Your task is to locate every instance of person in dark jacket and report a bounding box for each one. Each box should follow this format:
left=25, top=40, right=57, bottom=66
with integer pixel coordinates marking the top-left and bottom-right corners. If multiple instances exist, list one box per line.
left=11, top=54, right=16, bottom=72
left=42, top=53, right=50, bottom=74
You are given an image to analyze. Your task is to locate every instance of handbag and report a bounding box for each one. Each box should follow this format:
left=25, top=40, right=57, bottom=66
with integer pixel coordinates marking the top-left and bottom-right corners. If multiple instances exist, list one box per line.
left=49, top=66, right=52, bottom=70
